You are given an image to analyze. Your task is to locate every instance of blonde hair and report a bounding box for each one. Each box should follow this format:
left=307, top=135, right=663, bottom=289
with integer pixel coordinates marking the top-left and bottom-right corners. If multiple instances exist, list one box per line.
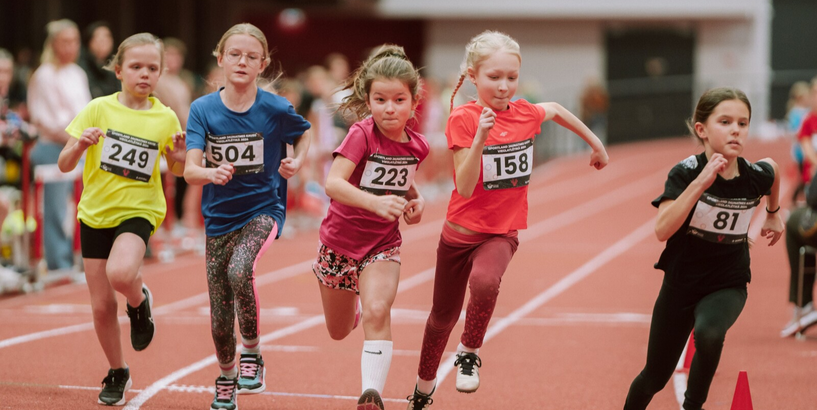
left=103, top=33, right=165, bottom=72
left=787, top=81, right=810, bottom=112
left=0, top=48, right=12, bottom=62
left=212, top=23, right=271, bottom=67
left=450, top=30, right=521, bottom=111
left=338, top=44, right=421, bottom=121
left=40, top=19, right=79, bottom=65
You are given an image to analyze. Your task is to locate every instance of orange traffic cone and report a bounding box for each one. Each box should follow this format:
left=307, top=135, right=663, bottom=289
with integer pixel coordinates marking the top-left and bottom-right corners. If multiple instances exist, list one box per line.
left=683, top=331, right=696, bottom=371
left=730, top=371, right=753, bottom=410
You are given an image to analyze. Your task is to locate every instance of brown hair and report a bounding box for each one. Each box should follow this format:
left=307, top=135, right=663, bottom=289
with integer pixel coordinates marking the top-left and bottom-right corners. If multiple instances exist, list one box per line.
left=338, top=44, right=421, bottom=121
left=450, top=30, right=521, bottom=112
left=686, top=87, right=752, bottom=142
left=103, top=33, right=164, bottom=72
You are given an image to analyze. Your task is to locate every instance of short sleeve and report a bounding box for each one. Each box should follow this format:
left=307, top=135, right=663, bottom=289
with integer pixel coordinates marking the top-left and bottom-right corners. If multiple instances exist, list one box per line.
left=185, top=101, right=207, bottom=151
left=334, top=124, right=368, bottom=165
left=65, top=99, right=97, bottom=139
left=277, top=103, right=311, bottom=145
left=445, top=108, right=476, bottom=150
left=748, top=160, right=775, bottom=196
left=651, top=156, right=698, bottom=208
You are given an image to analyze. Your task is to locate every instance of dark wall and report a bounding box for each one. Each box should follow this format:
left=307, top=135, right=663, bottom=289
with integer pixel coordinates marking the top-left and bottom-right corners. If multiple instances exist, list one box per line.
left=770, top=0, right=817, bottom=119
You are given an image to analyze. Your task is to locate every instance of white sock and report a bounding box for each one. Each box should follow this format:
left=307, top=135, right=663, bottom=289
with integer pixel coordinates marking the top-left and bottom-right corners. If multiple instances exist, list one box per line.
left=457, top=342, right=479, bottom=355
left=241, top=336, right=261, bottom=355
left=416, top=376, right=436, bottom=395
left=219, top=361, right=238, bottom=379
left=361, top=340, right=393, bottom=394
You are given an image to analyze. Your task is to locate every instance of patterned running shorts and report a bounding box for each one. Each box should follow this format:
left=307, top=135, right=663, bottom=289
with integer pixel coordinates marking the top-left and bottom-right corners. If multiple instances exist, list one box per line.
left=312, top=243, right=401, bottom=294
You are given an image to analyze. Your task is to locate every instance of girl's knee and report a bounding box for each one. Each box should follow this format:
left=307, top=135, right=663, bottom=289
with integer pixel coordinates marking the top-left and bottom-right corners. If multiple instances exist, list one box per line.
left=469, top=275, right=500, bottom=298
left=91, top=298, right=118, bottom=320
left=362, top=300, right=391, bottom=328
left=693, top=327, right=726, bottom=351
left=325, top=323, right=352, bottom=341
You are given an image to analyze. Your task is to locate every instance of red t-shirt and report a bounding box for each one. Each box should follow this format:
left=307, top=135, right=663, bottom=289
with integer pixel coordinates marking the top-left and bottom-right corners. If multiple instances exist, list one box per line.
left=445, top=100, right=546, bottom=234
left=798, top=112, right=817, bottom=183
left=319, top=117, right=430, bottom=260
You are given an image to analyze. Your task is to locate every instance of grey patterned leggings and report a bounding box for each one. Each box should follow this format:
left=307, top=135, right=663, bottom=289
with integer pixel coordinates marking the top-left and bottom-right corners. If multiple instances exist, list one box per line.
left=206, top=214, right=277, bottom=365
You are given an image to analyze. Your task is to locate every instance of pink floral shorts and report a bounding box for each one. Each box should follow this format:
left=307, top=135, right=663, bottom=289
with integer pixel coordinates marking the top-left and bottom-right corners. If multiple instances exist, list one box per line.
left=312, top=243, right=401, bottom=294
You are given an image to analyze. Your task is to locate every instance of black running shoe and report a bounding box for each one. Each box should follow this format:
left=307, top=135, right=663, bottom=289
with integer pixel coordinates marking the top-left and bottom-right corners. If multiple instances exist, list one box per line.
left=98, top=367, right=132, bottom=406
left=406, top=385, right=434, bottom=410
left=211, top=376, right=238, bottom=410
left=357, top=388, right=385, bottom=410
left=126, top=284, right=155, bottom=351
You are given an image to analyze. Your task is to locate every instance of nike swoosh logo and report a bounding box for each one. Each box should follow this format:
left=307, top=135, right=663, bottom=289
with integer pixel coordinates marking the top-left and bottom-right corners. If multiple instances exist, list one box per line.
left=364, top=350, right=382, bottom=355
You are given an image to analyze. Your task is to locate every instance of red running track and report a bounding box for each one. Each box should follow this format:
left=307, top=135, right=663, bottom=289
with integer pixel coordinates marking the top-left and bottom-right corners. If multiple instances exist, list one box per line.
left=0, top=137, right=814, bottom=410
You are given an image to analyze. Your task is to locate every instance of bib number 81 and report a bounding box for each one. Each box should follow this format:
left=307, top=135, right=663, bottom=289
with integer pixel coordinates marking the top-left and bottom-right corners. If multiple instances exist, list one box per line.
left=713, top=211, right=740, bottom=231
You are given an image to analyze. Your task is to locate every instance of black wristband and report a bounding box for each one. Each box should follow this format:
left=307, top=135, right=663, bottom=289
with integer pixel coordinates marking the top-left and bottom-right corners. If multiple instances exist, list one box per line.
left=766, top=206, right=780, bottom=214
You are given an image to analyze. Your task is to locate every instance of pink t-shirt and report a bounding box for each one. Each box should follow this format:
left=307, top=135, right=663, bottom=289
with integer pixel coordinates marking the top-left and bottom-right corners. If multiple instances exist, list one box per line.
left=319, top=117, right=429, bottom=260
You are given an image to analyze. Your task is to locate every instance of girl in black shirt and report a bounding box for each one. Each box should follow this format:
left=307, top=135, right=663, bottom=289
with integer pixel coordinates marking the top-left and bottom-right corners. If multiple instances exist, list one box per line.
left=623, top=87, right=784, bottom=410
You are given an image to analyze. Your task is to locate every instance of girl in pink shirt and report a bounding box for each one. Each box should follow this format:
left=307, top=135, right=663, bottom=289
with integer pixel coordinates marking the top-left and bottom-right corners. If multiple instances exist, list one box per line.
left=312, top=44, right=429, bottom=410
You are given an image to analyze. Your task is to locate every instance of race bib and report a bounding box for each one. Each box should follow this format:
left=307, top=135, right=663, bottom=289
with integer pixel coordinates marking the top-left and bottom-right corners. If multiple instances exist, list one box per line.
left=687, top=193, right=760, bottom=244
left=359, top=153, right=418, bottom=196
left=205, top=132, right=264, bottom=175
left=482, top=139, right=533, bottom=190
left=100, top=129, right=160, bottom=182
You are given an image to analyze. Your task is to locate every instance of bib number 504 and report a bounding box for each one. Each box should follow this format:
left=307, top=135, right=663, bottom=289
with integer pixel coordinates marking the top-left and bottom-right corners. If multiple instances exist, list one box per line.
left=210, top=145, right=256, bottom=163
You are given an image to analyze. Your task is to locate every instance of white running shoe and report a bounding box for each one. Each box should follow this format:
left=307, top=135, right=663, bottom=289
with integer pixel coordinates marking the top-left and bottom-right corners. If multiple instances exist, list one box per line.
left=780, top=302, right=815, bottom=338
left=454, top=352, right=482, bottom=393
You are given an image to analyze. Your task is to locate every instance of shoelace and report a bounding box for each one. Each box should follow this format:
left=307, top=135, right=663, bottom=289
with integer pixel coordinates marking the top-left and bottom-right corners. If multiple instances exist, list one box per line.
left=454, top=353, right=482, bottom=376
left=215, top=382, right=235, bottom=400
left=240, top=361, right=259, bottom=378
left=102, top=372, right=125, bottom=389
left=406, top=393, right=433, bottom=409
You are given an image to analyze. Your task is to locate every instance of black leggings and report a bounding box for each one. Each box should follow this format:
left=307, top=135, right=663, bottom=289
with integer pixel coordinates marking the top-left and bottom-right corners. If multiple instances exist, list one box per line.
left=624, top=283, right=747, bottom=410
left=785, top=207, right=817, bottom=306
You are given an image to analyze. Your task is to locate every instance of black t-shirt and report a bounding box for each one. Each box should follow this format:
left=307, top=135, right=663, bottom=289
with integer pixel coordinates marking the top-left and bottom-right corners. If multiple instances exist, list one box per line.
left=652, top=153, right=774, bottom=294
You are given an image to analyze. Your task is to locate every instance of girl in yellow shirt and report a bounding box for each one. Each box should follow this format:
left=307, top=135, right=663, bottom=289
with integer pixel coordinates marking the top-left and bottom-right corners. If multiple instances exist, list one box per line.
left=57, top=33, right=186, bottom=406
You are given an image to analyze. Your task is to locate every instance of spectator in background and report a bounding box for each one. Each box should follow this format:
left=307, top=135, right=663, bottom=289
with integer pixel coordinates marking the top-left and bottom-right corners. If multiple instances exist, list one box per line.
left=787, top=81, right=811, bottom=203
left=27, top=19, right=91, bottom=271
left=579, top=76, right=609, bottom=144
left=325, top=52, right=353, bottom=128
left=154, top=37, right=201, bottom=240
left=78, top=21, right=119, bottom=99
left=781, top=176, right=817, bottom=338
left=303, top=65, right=344, bottom=211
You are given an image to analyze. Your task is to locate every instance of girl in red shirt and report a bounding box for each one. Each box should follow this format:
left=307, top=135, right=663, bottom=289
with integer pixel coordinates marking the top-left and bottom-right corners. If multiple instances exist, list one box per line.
left=406, top=30, right=608, bottom=409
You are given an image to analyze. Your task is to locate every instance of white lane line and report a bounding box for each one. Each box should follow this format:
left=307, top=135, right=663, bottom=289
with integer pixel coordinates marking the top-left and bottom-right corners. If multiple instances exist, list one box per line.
left=0, top=161, right=661, bottom=350
left=54, top=383, right=409, bottom=403
left=435, top=218, right=656, bottom=385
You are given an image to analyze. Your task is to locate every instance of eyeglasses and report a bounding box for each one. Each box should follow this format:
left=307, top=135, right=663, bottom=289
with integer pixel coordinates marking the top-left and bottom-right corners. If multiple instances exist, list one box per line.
left=223, top=48, right=264, bottom=68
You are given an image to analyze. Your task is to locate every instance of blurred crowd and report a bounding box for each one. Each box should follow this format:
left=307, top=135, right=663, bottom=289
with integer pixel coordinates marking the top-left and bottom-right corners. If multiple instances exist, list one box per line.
left=0, top=19, right=468, bottom=277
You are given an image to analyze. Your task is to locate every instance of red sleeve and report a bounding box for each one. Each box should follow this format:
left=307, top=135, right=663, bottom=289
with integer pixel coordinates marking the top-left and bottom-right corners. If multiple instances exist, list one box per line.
left=445, top=107, right=477, bottom=150
left=334, top=123, right=368, bottom=165
left=798, top=115, right=817, bottom=141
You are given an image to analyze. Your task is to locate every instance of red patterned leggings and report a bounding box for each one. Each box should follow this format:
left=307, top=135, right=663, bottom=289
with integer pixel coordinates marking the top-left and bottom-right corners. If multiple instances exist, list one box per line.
left=416, top=223, right=518, bottom=381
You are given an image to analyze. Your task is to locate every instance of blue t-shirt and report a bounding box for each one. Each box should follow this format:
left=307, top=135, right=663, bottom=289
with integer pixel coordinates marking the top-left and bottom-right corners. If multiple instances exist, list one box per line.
left=187, top=87, right=311, bottom=237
